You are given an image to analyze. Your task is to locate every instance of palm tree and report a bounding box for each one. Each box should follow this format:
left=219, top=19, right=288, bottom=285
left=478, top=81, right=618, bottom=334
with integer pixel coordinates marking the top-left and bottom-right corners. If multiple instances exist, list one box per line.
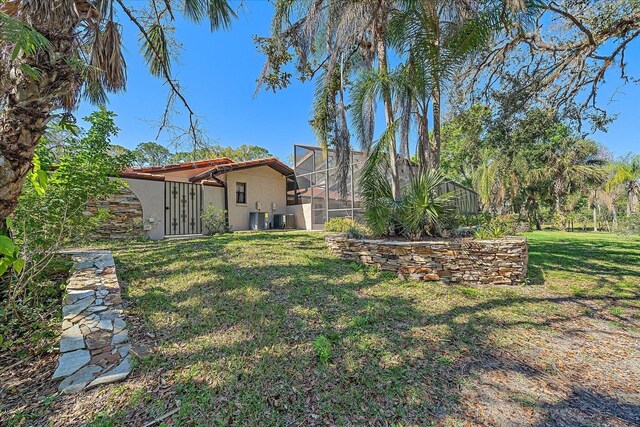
left=610, top=155, right=640, bottom=215
left=359, top=137, right=454, bottom=239
left=0, top=0, right=235, bottom=228
left=528, top=131, right=605, bottom=214
left=265, top=0, right=403, bottom=199
left=386, top=0, right=502, bottom=168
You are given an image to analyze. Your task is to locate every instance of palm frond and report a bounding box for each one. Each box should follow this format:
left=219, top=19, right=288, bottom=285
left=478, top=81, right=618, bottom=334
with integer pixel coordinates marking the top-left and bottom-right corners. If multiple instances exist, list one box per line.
left=182, top=0, right=236, bottom=30
left=139, top=21, right=172, bottom=78
left=0, top=11, right=49, bottom=58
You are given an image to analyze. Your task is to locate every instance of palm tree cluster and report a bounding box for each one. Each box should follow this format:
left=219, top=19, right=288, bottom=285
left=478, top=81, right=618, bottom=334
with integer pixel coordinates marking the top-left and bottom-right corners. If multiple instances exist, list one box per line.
left=259, top=0, right=525, bottom=201
left=257, top=0, right=529, bottom=237
left=0, top=0, right=236, bottom=229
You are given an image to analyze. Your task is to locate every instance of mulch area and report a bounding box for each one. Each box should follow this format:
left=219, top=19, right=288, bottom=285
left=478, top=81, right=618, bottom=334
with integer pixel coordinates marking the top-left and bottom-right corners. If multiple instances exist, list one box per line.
left=455, top=298, right=640, bottom=426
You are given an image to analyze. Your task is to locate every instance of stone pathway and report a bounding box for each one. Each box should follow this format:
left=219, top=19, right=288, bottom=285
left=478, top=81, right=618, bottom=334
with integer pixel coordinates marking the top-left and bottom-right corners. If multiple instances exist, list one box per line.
left=52, top=251, right=132, bottom=394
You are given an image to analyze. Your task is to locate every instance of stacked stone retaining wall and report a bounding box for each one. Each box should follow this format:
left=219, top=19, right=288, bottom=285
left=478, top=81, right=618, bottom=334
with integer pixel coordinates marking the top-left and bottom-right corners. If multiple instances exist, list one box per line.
left=86, top=186, right=144, bottom=239
left=325, top=236, right=528, bottom=285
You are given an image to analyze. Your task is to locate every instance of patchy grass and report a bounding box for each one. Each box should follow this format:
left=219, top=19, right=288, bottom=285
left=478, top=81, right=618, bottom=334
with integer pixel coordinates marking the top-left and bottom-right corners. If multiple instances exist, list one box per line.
left=3, top=230, right=640, bottom=426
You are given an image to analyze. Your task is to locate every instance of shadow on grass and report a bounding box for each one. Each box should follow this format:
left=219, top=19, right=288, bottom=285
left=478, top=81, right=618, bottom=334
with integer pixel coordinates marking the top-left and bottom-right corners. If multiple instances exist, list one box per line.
left=19, top=231, right=638, bottom=426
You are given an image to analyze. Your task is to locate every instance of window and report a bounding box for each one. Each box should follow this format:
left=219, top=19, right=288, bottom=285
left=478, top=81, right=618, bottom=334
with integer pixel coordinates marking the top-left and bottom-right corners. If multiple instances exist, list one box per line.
left=236, top=182, right=246, bottom=204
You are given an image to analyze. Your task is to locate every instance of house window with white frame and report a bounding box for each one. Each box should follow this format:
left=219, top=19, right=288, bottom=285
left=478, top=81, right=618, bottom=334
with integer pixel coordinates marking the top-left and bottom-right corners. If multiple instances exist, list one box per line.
left=236, top=182, right=246, bottom=204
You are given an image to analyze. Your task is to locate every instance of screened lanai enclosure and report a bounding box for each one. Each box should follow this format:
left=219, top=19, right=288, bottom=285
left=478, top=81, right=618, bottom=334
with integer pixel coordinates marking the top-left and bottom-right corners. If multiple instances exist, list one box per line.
left=288, top=145, right=478, bottom=230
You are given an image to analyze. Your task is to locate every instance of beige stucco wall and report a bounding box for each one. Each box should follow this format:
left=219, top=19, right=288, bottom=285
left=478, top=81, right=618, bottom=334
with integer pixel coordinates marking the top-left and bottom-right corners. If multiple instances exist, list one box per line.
left=222, top=166, right=287, bottom=231
left=203, top=185, right=225, bottom=210
left=121, top=177, right=165, bottom=240
left=286, top=204, right=312, bottom=230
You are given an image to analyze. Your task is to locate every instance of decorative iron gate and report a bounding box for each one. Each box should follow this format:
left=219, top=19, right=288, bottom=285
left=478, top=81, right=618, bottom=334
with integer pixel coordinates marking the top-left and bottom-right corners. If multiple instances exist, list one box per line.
left=164, top=182, right=203, bottom=236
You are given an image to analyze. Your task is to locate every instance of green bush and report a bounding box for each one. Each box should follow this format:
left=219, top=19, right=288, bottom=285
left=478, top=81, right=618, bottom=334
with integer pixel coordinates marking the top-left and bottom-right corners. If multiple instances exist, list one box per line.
left=3, top=108, right=129, bottom=312
left=202, top=205, right=231, bottom=234
left=360, top=160, right=458, bottom=240
left=324, top=218, right=370, bottom=238
left=324, top=217, right=357, bottom=233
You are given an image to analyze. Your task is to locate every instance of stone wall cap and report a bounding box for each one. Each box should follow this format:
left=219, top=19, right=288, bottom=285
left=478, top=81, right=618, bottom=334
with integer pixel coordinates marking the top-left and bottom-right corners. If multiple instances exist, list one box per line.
left=326, top=235, right=527, bottom=245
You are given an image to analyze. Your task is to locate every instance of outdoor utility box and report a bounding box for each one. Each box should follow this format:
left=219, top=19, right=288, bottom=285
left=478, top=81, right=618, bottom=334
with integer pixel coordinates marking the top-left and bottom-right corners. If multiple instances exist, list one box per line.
left=273, top=214, right=296, bottom=229
left=249, top=212, right=269, bottom=230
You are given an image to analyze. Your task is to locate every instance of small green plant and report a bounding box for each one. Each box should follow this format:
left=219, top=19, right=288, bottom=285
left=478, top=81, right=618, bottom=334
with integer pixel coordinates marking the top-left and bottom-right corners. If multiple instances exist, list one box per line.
left=201, top=205, right=231, bottom=234
left=312, top=335, right=331, bottom=364
left=474, top=217, right=509, bottom=239
left=436, top=354, right=454, bottom=366
left=609, top=306, right=624, bottom=316
left=459, top=286, right=483, bottom=297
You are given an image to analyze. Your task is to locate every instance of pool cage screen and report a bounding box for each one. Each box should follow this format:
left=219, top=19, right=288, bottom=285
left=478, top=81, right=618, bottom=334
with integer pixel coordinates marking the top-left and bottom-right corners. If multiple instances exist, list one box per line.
left=288, top=145, right=478, bottom=229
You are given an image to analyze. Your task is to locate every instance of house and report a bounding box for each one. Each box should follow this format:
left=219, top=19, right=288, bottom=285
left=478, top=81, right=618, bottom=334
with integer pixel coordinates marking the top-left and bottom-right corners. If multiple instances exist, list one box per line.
left=93, top=145, right=477, bottom=239
left=94, top=157, right=294, bottom=240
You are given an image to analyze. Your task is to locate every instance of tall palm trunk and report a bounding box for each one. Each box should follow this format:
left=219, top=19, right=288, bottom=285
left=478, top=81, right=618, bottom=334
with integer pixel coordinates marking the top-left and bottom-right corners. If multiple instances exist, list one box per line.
left=612, top=205, right=618, bottom=229
left=592, top=206, right=598, bottom=232
left=0, top=16, right=79, bottom=228
left=429, top=4, right=441, bottom=170
left=416, top=103, right=430, bottom=174
left=431, top=81, right=441, bottom=169
left=376, top=37, right=401, bottom=200
left=628, top=183, right=639, bottom=215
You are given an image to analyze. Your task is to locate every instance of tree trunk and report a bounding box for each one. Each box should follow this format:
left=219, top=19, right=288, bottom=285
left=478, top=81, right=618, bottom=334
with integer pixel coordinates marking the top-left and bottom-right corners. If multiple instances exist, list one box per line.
left=0, top=6, right=80, bottom=227
left=431, top=81, right=441, bottom=169
left=612, top=205, right=618, bottom=230
left=376, top=36, right=401, bottom=200
left=416, top=106, right=430, bottom=175
left=629, top=184, right=639, bottom=214
left=592, top=206, right=598, bottom=232
left=0, top=92, right=54, bottom=223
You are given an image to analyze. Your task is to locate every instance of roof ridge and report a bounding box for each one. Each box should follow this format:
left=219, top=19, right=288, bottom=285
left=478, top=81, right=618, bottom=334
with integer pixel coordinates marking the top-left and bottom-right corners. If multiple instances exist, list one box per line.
left=128, top=157, right=234, bottom=173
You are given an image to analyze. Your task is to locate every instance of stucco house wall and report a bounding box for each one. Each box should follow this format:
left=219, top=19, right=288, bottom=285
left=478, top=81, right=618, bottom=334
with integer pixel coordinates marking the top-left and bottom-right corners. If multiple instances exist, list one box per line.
left=93, top=158, right=293, bottom=239
left=286, top=204, right=311, bottom=231
left=120, top=177, right=166, bottom=240
left=222, top=166, right=287, bottom=231
left=202, top=185, right=225, bottom=211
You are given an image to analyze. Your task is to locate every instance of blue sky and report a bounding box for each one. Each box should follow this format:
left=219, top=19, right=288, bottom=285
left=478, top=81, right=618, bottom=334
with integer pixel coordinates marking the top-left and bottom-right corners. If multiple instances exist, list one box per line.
left=77, top=1, right=639, bottom=161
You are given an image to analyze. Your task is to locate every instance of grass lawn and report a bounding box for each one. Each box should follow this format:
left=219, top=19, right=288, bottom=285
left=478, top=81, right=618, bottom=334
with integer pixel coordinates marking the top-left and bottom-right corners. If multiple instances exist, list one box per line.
left=3, top=231, right=640, bottom=426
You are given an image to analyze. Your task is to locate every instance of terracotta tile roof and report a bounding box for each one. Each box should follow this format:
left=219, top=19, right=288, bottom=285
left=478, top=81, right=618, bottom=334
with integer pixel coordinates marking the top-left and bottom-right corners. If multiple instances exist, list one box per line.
left=120, top=157, right=293, bottom=184
left=189, top=157, right=294, bottom=182
left=128, top=158, right=234, bottom=173
left=120, top=171, right=166, bottom=181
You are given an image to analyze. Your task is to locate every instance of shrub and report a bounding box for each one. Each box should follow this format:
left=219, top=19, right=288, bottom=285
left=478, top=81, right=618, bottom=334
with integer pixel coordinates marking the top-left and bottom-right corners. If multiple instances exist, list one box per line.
left=202, top=205, right=231, bottom=234
left=1, top=108, right=130, bottom=331
left=474, top=217, right=509, bottom=239
left=312, top=335, right=332, bottom=364
left=324, top=218, right=370, bottom=238
left=324, top=217, right=357, bottom=233
left=394, top=171, right=458, bottom=239
left=360, top=152, right=459, bottom=240
left=552, top=212, right=569, bottom=231
left=4, top=109, right=129, bottom=305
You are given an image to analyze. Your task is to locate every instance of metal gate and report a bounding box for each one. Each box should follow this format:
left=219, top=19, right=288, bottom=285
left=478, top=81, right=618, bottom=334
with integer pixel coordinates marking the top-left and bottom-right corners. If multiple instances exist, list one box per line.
left=164, top=181, right=203, bottom=236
